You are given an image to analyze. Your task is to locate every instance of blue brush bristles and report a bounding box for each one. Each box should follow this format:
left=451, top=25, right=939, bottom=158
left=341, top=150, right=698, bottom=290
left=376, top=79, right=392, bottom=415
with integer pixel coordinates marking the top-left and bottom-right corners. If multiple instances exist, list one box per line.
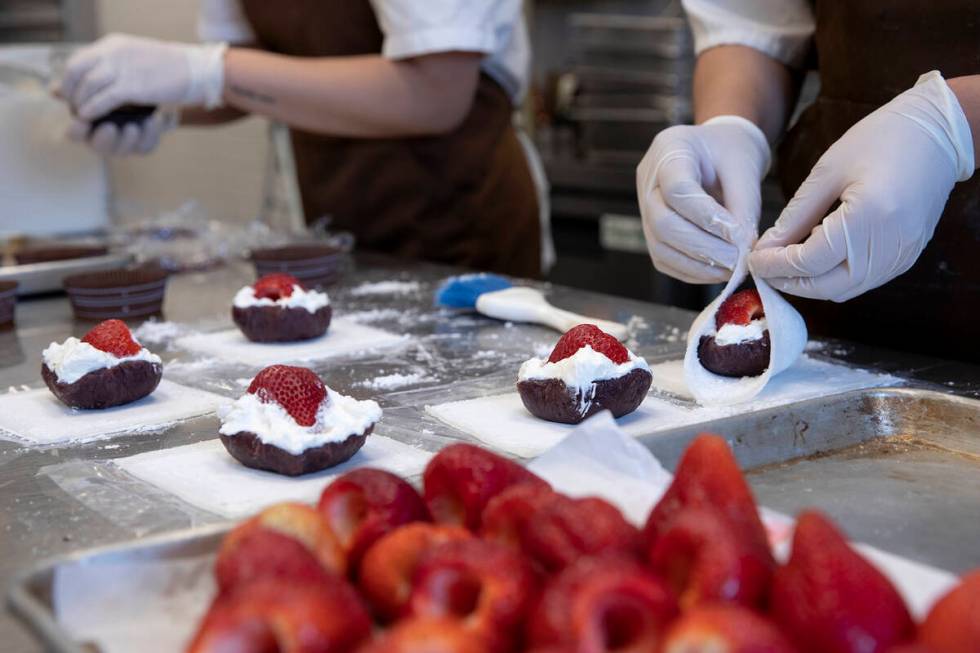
left=435, top=273, right=513, bottom=309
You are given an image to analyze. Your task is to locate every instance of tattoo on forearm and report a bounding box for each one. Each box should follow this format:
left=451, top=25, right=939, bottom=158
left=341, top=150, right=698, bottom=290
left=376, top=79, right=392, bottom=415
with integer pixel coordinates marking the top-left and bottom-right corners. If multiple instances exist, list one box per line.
left=229, top=84, right=276, bottom=105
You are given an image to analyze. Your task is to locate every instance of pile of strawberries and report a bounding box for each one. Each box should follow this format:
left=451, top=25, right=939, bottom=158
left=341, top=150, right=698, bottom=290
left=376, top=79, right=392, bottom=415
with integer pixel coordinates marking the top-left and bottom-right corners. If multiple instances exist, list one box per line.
left=187, top=437, right=979, bottom=653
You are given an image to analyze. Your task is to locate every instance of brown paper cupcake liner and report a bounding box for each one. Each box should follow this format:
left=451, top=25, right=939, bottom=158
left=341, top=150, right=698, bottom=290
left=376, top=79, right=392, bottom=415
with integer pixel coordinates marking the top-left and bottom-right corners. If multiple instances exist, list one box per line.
left=14, top=245, right=109, bottom=266
left=0, top=281, right=17, bottom=327
left=250, top=244, right=346, bottom=289
left=63, top=268, right=167, bottom=321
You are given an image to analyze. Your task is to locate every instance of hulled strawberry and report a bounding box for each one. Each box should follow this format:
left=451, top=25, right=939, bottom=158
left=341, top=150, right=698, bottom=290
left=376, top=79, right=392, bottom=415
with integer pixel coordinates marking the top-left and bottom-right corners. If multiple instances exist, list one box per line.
left=548, top=324, right=630, bottom=364
left=423, top=443, right=548, bottom=531
left=247, top=364, right=327, bottom=427
left=715, top=289, right=764, bottom=330
left=253, top=273, right=303, bottom=301
left=919, top=570, right=980, bottom=653
left=771, top=511, right=914, bottom=653
left=81, top=319, right=142, bottom=357
left=643, top=434, right=769, bottom=551
left=643, top=434, right=774, bottom=609
left=662, top=605, right=799, bottom=653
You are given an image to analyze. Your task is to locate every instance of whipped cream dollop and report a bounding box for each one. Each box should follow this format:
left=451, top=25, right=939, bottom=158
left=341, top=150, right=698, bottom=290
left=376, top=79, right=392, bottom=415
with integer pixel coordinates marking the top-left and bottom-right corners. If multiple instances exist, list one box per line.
left=42, top=337, right=162, bottom=385
left=713, top=318, right=768, bottom=346
left=519, top=345, right=650, bottom=415
left=219, top=389, right=381, bottom=455
left=233, top=284, right=329, bottom=313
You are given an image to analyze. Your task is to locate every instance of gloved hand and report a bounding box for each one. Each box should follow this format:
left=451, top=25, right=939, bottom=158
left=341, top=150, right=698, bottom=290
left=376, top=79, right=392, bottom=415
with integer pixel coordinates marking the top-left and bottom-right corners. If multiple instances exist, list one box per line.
left=66, top=108, right=179, bottom=156
left=749, top=71, right=975, bottom=302
left=637, top=115, right=771, bottom=284
left=57, top=34, right=227, bottom=122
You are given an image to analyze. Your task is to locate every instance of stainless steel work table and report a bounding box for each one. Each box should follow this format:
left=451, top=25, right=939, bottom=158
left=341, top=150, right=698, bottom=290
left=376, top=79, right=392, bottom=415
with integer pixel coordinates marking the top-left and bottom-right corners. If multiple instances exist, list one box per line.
left=2, top=254, right=978, bottom=653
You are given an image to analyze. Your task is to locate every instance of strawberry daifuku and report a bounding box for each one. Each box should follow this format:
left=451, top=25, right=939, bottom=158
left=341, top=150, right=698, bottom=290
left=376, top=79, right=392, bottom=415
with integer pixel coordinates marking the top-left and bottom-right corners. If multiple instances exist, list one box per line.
left=698, top=288, right=771, bottom=378
left=41, top=318, right=162, bottom=409
left=232, top=272, right=332, bottom=343
left=219, top=364, right=381, bottom=476
left=517, top=323, right=652, bottom=424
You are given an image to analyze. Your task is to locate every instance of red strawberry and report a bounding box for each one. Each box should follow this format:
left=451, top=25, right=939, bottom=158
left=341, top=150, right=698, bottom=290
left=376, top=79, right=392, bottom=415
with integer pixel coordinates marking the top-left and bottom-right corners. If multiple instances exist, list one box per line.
left=663, top=605, right=799, bottom=653
left=771, top=511, right=914, bottom=653
left=253, top=273, right=303, bottom=301
left=482, top=484, right=642, bottom=574
left=529, top=555, right=678, bottom=653
left=648, top=506, right=773, bottom=610
left=423, top=443, right=548, bottom=531
left=643, top=434, right=769, bottom=555
left=715, top=289, right=765, bottom=329
left=188, top=577, right=371, bottom=653
left=548, top=324, right=630, bottom=365
left=357, top=618, right=487, bottom=653
left=409, top=539, right=538, bottom=653
left=317, top=468, right=432, bottom=574
left=247, top=364, right=327, bottom=427
left=81, top=319, right=142, bottom=357
left=919, top=570, right=980, bottom=653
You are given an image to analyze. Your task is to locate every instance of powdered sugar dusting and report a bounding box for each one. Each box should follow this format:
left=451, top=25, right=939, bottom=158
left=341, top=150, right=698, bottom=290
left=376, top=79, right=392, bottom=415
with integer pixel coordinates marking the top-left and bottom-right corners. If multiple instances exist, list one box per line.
left=133, top=320, right=194, bottom=345
left=349, top=281, right=421, bottom=297
left=356, top=372, right=435, bottom=391
left=344, top=308, right=402, bottom=324
left=657, top=325, right=685, bottom=344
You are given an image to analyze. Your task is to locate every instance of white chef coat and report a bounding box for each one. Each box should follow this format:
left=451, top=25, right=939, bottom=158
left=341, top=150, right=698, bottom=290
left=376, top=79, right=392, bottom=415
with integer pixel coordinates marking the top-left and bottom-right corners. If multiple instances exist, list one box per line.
left=681, top=0, right=816, bottom=68
left=197, top=0, right=530, bottom=104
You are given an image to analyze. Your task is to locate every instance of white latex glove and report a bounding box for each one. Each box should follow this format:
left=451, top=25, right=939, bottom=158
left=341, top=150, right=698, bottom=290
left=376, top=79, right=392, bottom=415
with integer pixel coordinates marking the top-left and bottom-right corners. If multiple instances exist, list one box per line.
left=637, top=116, right=771, bottom=284
left=66, top=109, right=179, bottom=156
left=58, top=34, right=226, bottom=121
left=749, top=71, right=975, bottom=302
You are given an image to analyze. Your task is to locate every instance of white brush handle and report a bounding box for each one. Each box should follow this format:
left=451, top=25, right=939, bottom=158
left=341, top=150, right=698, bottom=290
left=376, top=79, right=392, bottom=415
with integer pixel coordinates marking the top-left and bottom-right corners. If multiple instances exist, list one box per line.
left=476, top=287, right=629, bottom=340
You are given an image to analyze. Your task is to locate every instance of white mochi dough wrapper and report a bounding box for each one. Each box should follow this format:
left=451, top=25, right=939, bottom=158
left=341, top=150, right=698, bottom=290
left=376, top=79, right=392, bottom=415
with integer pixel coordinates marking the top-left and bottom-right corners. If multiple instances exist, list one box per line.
left=683, top=261, right=807, bottom=406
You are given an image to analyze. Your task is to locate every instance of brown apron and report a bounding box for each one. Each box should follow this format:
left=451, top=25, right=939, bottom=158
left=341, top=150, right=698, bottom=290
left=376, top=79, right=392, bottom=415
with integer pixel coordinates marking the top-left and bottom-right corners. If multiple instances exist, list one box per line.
left=238, top=0, right=541, bottom=277
left=778, top=1, right=980, bottom=362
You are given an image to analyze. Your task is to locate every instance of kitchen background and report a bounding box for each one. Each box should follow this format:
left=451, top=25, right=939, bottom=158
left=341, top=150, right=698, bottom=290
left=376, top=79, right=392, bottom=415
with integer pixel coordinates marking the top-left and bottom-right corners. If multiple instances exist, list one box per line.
left=0, top=0, right=792, bottom=310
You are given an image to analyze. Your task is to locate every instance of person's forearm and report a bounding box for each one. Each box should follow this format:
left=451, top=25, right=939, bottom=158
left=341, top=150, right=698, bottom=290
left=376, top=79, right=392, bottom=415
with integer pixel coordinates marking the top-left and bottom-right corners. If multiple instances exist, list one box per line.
left=693, top=45, right=798, bottom=142
left=221, top=48, right=481, bottom=138
left=947, top=75, right=980, bottom=166
left=180, top=106, right=249, bottom=126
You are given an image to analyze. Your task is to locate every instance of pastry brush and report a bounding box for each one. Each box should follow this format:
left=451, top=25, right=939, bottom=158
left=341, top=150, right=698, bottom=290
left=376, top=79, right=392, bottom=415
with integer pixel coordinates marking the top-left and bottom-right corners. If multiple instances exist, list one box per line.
left=435, top=273, right=629, bottom=340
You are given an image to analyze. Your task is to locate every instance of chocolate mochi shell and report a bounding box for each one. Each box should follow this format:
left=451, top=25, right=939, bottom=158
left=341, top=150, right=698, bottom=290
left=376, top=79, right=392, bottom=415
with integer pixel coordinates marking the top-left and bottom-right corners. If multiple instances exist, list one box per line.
left=697, top=330, right=771, bottom=378
left=517, top=367, right=652, bottom=425
left=219, top=425, right=372, bottom=477
left=42, top=360, right=162, bottom=409
left=232, top=304, right=332, bottom=343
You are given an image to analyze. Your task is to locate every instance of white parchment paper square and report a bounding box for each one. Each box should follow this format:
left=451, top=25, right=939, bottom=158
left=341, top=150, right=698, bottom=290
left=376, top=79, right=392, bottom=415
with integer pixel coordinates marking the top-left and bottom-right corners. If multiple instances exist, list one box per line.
left=427, top=356, right=901, bottom=459
left=427, top=393, right=689, bottom=459
left=112, top=436, right=433, bottom=519
left=175, top=318, right=408, bottom=367
left=0, top=380, right=224, bottom=445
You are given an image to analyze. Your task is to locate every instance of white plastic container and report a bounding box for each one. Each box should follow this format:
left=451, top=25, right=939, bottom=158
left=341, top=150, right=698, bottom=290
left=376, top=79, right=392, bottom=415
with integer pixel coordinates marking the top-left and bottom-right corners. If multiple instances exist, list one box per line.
left=0, top=46, right=108, bottom=239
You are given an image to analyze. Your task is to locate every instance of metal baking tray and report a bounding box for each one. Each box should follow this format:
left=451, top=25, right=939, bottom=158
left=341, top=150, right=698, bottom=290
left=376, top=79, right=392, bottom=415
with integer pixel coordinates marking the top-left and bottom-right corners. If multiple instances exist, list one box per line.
left=8, top=524, right=229, bottom=653
left=0, top=253, right=133, bottom=296
left=635, top=387, right=980, bottom=573
left=8, top=387, right=980, bottom=652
